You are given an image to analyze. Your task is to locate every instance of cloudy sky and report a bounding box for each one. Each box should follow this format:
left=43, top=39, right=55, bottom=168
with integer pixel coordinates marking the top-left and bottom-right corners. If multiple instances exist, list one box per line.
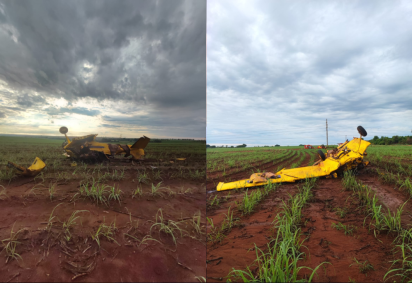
left=207, top=0, right=412, bottom=146
left=0, top=0, right=205, bottom=139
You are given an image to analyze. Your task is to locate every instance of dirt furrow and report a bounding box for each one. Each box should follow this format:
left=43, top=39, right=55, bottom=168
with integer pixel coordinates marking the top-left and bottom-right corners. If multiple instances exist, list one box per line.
left=298, top=176, right=397, bottom=282
left=206, top=184, right=298, bottom=282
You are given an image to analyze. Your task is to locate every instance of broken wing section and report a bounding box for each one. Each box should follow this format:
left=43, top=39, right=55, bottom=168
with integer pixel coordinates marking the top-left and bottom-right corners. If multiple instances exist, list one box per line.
left=7, top=157, right=46, bottom=177
left=216, top=138, right=371, bottom=191
left=129, top=136, right=150, bottom=160
left=217, top=159, right=340, bottom=191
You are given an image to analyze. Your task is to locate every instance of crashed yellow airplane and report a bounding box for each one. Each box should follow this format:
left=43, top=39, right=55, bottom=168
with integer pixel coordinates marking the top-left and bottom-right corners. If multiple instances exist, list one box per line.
left=60, top=127, right=150, bottom=162
left=6, top=127, right=150, bottom=177
left=217, top=126, right=370, bottom=191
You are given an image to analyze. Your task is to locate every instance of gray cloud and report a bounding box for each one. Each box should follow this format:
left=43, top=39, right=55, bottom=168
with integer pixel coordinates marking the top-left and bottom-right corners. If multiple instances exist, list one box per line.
left=100, top=124, right=120, bottom=128
left=16, top=93, right=47, bottom=107
left=45, top=106, right=100, bottom=116
left=0, top=0, right=206, bottom=138
left=207, top=0, right=412, bottom=145
left=102, top=105, right=205, bottom=137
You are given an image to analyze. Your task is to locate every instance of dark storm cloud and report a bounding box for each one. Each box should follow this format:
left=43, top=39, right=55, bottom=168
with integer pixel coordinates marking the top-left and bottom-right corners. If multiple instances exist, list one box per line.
left=16, top=93, right=47, bottom=107
left=102, top=108, right=205, bottom=137
left=103, top=113, right=203, bottom=128
left=207, top=0, right=412, bottom=145
left=0, top=0, right=205, bottom=137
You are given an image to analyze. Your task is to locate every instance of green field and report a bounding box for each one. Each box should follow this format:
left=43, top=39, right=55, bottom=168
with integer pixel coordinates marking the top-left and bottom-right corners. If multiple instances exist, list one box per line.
left=0, top=136, right=206, bottom=181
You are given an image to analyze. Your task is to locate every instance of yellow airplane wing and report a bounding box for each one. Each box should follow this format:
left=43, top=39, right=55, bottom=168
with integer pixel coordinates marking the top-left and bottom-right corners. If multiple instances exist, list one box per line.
left=217, top=138, right=371, bottom=191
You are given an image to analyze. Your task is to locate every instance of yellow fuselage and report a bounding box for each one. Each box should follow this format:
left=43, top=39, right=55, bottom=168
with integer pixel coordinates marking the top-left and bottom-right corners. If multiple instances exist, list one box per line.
left=63, top=134, right=149, bottom=160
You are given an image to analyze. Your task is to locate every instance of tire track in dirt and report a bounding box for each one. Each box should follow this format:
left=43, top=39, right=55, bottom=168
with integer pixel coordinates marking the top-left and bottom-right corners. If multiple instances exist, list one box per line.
left=297, top=176, right=397, bottom=282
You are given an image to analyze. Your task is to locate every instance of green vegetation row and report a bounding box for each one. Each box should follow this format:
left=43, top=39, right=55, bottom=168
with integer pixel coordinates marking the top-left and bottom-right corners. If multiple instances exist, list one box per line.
left=236, top=182, right=279, bottom=215
left=229, top=178, right=327, bottom=282
left=342, top=171, right=412, bottom=281
left=0, top=136, right=205, bottom=168
left=367, top=144, right=412, bottom=161
left=290, top=150, right=307, bottom=169
left=207, top=149, right=297, bottom=174
left=1, top=158, right=206, bottom=182
left=366, top=148, right=412, bottom=179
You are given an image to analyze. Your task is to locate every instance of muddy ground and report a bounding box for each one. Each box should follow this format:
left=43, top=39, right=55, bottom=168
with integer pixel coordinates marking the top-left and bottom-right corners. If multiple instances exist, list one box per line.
left=0, top=163, right=206, bottom=282
left=206, top=149, right=412, bottom=282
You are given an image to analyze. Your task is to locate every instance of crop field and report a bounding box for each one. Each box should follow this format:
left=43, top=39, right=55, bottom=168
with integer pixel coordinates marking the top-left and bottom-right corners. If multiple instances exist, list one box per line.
left=0, top=136, right=206, bottom=282
left=206, top=144, right=412, bottom=282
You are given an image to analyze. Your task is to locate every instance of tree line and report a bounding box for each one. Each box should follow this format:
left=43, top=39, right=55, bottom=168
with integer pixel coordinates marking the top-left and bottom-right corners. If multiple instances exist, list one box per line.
left=207, top=144, right=247, bottom=148
left=369, top=135, right=412, bottom=145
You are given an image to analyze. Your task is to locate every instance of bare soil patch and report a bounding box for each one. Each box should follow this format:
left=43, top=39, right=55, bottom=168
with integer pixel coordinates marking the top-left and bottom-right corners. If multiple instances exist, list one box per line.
left=0, top=165, right=206, bottom=282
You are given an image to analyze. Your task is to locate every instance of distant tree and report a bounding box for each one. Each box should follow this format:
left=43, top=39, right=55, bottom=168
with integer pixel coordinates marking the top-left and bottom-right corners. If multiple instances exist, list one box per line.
left=369, top=135, right=412, bottom=145
left=393, top=135, right=399, bottom=144
left=275, top=144, right=280, bottom=147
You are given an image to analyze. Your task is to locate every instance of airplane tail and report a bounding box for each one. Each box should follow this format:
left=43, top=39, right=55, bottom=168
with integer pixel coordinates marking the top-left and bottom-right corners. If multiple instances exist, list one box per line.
left=131, top=136, right=150, bottom=149
left=130, top=136, right=150, bottom=160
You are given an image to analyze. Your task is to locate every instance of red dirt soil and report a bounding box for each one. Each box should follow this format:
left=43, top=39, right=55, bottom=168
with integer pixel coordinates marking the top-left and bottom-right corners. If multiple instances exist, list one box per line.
left=0, top=168, right=206, bottom=282
left=207, top=151, right=411, bottom=282
left=207, top=183, right=297, bottom=282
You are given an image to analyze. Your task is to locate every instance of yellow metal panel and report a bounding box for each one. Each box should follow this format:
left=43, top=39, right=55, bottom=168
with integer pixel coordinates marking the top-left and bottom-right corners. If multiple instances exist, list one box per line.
left=130, top=148, right=145, bottom=160
left=8, top=157, right=46, bottom=177
left=64, top=134, right=98, bottom=150
left=27, top=157, right=46, bottom=172
left=88, top=141, right=111, bottom=155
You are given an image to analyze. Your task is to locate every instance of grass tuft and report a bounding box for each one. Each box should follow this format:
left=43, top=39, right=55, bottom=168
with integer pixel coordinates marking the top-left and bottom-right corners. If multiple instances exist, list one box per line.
left=0, top=223, right=24, bottom=263
left=150, top=209, right=184, bottom=246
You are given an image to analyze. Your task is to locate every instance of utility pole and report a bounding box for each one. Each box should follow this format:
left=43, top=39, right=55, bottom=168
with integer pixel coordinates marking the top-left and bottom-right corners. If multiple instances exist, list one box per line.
left=326, top=119, right=328, bottom=147
left=345, top=135, right=347, bottom=141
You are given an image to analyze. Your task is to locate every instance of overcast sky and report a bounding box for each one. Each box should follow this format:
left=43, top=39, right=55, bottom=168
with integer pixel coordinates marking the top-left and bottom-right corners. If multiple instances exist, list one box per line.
left=0, top=0, right=205, bottom=139
left=207, top=0, right=412, bottom=146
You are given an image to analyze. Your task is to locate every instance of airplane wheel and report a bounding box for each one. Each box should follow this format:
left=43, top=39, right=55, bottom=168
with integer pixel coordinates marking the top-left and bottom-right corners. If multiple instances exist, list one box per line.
left=59, top=126, right=68, bottom=134
left=357, top=126, right=367, bottom=137
left=318, top=150, right=326, bottom=161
